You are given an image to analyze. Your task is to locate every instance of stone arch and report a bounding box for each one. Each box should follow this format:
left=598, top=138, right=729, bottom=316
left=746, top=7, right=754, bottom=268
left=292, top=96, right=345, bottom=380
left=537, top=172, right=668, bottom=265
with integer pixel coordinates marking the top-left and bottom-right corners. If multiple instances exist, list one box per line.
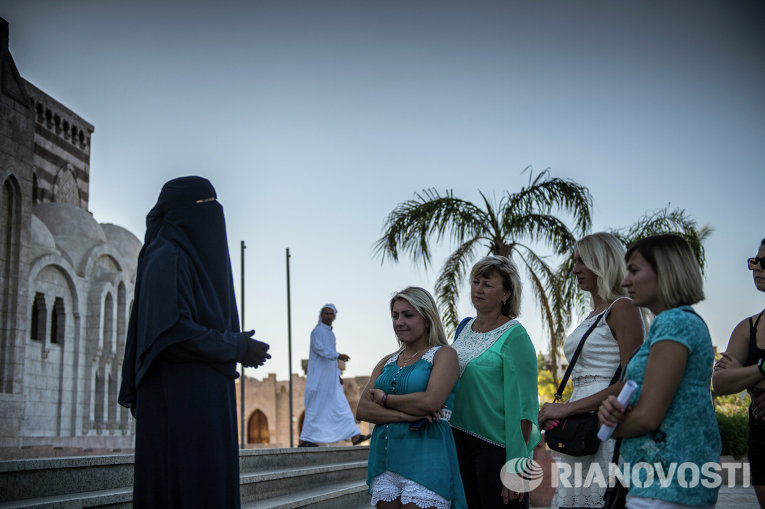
left=79, top=244, right=123, bottom=279
left=53, top=164, right=80, bottom=207
left=25, top=262, right=80, bottom=437
left=247, top=409, right=270, bottom=444
left=28, top=255, right=80, bottom=313
left=1, top=175, right=22, bottom=392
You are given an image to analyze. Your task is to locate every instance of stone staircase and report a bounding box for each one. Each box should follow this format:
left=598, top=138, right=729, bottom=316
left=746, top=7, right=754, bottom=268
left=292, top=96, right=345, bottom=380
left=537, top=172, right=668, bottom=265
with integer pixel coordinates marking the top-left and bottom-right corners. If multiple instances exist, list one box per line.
left=0, top=446, right=371, bottom=508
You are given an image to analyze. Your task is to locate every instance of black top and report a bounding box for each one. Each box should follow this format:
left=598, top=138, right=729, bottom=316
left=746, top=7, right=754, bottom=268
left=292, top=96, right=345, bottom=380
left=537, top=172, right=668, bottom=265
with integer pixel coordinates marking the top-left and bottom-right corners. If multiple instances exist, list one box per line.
left=746, top=310, right=765, bottom=368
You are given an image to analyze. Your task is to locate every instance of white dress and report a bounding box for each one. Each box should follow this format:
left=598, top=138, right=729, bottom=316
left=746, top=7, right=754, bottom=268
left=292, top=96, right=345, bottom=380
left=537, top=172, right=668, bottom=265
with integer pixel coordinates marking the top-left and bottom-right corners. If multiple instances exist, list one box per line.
left=553, top=298, right=629, bottom=509
left=300, top=322, right=361, bottom=443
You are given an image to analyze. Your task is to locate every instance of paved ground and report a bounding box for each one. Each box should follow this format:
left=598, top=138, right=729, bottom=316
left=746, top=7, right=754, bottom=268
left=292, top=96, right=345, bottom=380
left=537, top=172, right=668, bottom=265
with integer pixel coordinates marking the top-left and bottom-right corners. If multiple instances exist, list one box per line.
left=531, top=484, right=760, bottom=508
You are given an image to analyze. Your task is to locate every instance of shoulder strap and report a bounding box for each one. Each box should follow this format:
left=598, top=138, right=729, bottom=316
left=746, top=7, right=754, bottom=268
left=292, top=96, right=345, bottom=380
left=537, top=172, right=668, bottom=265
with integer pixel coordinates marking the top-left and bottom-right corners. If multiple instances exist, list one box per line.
left=753, top=310, right=765, bottom=334
left=554, top=314, right=603, bottom=402
left=455, top=317, right=472, bottom=340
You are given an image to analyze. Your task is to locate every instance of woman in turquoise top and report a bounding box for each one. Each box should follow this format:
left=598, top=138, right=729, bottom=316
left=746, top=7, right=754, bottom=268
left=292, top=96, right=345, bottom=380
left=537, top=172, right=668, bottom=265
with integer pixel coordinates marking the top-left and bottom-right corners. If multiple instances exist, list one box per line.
left=450, top=256, right=540, bottom=509
left=598, top=234, right=721, bottom=508
left=356, top=287, right=467, bottom=509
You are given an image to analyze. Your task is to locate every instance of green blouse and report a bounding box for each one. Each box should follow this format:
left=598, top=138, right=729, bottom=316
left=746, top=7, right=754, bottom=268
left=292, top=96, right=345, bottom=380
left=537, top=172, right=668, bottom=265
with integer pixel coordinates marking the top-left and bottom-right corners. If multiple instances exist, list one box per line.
left=450, top=321, right=541, bottom=466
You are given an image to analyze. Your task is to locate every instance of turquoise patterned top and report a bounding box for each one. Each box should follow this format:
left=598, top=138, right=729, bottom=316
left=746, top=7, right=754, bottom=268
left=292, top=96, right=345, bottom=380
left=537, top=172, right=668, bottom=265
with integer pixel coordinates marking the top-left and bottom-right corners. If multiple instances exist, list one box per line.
left=366, top=346, right=467, bottom=508
left=622, top=306, right=721, bottom=506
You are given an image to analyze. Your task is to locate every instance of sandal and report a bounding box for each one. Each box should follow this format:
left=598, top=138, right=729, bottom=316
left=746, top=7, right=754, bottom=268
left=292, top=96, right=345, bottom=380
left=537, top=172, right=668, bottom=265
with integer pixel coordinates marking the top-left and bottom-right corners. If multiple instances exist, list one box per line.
left=352, top=434, right=371, bottom=445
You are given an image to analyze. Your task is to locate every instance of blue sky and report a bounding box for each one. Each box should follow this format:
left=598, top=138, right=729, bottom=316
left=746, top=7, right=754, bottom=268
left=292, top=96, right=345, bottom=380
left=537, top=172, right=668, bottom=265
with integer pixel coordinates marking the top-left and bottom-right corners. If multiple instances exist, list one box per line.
left=3, top=0, right=763, bottom=380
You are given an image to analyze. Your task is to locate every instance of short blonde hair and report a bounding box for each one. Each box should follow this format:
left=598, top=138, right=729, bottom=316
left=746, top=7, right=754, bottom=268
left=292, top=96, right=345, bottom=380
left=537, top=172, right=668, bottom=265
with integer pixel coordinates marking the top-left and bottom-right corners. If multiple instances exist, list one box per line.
left=625, top=234, right=704, bottom=309
left=575, top=232, right=628, bottom=302
left=470, top=256, right=522, bottom=318
left=390, top=287, right=448, bottom=347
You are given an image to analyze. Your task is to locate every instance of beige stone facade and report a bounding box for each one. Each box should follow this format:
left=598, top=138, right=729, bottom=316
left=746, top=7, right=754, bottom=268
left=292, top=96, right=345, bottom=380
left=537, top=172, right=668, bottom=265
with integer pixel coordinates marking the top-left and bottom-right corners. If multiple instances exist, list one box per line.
left=235, top=364, right=372, bottom=449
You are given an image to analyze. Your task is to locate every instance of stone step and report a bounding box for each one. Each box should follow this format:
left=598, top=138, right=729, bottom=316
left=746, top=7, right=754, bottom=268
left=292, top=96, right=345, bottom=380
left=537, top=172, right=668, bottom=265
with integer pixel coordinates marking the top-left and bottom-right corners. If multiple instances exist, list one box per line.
left=0, top=487, right=132, bottom=509
left=243, top=480, right=370, bottom=509
left=240, top=460, right=368, bottom=502
left=240, top=446, right=369, bottom=473
left=0, top=455, right=134, bottom=502
left=0, top=447, right=370, bottom=507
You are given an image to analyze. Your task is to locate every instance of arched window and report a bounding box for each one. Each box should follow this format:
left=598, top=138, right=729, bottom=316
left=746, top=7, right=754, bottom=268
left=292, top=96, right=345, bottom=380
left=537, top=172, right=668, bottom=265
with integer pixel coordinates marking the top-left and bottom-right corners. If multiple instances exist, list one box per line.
left=103, top=293, right=114, bottom=351
left=32, top=174, right=39, bottom=205
left=247, top=410, right=270, bottom=444
left=30, top=293, right=46, bottom=341
left=50, top=297, right=65, bottom=344
left=94, top=371, right=104, bottom=423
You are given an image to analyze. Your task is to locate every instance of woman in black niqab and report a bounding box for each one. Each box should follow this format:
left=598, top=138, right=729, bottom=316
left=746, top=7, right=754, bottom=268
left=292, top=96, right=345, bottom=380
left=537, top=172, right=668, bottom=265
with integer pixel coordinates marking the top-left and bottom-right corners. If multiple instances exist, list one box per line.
left=119, top=176, right=269, bottom=509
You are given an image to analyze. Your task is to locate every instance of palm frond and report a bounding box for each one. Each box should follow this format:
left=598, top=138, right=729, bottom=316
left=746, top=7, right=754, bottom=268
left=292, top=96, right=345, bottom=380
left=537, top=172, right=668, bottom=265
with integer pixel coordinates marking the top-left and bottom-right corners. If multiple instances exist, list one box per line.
left=502, top=213, right=577, bottom=256
left=514, top=248, right=567, bottom=384
left=435, top=239, right=481, bottom=335
left=504, top=166, right=593, bottom=237
left=373, top=189, right=487, bottom=268
left=612, top=205, right=713, bottom=272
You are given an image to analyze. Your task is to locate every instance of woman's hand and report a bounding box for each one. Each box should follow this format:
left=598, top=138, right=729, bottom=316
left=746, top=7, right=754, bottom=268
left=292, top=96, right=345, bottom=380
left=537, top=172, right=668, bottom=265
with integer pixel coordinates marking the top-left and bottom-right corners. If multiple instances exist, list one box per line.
left=598, top=395, right=628, bottom=428
left=538, top=402, right=568, bottom=430
left=369, top=388, right=386, bottom=406
left=501, top=486, right=524, bottom=504
left=715, top=352, right=743, bottom=371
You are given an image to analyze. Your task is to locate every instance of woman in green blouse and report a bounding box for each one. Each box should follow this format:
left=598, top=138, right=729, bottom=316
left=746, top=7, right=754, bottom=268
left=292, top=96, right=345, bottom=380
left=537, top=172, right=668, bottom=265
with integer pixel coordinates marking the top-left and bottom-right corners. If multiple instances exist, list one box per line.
left=450, top=256, right=541, bottom=508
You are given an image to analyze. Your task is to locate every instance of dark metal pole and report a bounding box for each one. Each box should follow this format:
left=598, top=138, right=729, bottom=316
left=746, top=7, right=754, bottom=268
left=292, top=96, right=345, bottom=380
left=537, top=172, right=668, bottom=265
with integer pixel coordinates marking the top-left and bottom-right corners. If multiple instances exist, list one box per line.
left=240, top=240, right=246, bottom=449
left=286, top=248, right=294, bottom=448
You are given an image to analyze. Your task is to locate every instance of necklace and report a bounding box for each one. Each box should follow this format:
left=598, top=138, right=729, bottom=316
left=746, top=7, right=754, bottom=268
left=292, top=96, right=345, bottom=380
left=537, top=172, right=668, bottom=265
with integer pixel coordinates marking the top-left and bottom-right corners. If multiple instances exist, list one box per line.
left=472, top=316, right=510, bottom=333
left=399, top=347, right=427, bottom=367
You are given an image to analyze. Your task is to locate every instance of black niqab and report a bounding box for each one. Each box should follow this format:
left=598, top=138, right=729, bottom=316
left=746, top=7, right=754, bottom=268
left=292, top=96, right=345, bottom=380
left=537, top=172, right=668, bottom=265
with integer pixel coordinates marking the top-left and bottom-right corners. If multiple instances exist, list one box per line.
left=118, top=176, right=240, bottom=409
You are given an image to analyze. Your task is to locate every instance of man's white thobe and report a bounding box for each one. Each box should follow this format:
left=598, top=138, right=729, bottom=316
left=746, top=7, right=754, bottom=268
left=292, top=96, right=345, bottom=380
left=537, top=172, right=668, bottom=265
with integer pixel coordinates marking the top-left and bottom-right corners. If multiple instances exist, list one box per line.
left=300, top=321, right=361, bottom=443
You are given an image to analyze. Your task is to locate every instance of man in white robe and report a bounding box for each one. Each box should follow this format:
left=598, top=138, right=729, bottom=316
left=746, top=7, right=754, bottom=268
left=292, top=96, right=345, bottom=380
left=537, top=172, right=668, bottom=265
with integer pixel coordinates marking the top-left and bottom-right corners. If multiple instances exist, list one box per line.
left=299, top=304, right=369, bottom=447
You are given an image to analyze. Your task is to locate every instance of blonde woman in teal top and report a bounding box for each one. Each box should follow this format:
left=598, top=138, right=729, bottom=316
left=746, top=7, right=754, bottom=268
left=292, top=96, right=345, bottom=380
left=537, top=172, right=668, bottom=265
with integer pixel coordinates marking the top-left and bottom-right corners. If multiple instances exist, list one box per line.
left=599, top=235, right=721, bottom=508
left=450, top=256, right=540, bottom=509
left=357, top=287, right=467, bottom=509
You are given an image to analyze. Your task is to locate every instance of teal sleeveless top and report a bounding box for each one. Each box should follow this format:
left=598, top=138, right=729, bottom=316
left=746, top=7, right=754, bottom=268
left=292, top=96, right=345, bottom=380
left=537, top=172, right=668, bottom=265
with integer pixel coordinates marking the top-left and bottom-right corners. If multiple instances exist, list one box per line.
left=366, top=346, right=467, bottom=508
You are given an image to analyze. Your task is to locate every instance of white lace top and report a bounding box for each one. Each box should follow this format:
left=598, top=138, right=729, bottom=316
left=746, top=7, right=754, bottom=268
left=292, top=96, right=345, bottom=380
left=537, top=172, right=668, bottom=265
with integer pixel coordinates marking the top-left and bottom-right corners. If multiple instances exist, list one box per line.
left=453, top=318, right=517, bottom=375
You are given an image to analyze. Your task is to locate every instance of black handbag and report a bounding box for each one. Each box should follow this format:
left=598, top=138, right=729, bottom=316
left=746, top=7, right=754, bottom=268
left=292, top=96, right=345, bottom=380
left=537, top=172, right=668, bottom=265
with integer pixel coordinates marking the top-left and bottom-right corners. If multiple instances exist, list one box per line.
left=602, top=439, right=627, bottom=509
left=545, top=313, right=622, bottom=457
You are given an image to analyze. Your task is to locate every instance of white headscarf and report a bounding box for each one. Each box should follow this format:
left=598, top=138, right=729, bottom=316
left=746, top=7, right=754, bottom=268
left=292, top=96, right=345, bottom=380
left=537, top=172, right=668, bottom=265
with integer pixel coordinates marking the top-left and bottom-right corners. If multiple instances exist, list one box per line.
left=317, top=303, right=338, bottom=324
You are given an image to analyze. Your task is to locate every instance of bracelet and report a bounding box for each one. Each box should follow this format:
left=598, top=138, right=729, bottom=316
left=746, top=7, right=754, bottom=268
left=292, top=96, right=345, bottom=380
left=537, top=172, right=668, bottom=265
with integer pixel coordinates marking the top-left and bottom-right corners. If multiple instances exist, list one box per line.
left=381, top=393, right=388, bottom=408
left=758, top=358, right=765, bottom=377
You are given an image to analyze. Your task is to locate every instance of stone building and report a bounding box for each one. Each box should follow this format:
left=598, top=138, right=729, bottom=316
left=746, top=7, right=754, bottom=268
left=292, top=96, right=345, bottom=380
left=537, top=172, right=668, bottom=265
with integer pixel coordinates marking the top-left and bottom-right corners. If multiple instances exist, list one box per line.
left=0, top=18, right=370, bottom=458
left=235, top=363, right=371, bottom=449
left=0, top=18, right=140, bottom=458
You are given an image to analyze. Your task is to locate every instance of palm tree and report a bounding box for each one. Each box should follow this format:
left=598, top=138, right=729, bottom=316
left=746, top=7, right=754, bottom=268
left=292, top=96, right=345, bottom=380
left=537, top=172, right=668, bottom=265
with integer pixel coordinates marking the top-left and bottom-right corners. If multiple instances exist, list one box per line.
left=612, top=205, right=713, bottom=272
left=556, top=204, right=713, bottom=335
left=374, top=168, right=593, bottom=381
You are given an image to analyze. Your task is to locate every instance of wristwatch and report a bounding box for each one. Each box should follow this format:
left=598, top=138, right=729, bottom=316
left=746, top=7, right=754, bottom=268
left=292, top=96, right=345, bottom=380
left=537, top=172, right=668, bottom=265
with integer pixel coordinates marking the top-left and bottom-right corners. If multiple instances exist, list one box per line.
left=758, top=357, right=765, bottom=377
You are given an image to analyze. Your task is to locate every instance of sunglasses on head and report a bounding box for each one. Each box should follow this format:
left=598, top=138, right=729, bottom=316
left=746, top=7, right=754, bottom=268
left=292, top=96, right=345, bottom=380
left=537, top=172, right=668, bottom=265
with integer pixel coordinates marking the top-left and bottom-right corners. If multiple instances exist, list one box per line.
left=749, top=257, right=765, bottom=270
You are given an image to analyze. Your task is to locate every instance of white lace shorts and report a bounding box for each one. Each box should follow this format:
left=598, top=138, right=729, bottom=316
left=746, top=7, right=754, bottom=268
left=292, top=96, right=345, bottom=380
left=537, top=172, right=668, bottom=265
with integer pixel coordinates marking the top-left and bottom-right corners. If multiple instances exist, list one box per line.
left=371, top=470, right=451, bottom=509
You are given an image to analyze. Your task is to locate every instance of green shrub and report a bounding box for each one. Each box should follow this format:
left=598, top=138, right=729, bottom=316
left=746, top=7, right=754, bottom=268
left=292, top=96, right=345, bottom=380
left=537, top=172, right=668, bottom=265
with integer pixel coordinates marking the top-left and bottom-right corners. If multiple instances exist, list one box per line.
left=716, top=403, right=749, bottom=459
